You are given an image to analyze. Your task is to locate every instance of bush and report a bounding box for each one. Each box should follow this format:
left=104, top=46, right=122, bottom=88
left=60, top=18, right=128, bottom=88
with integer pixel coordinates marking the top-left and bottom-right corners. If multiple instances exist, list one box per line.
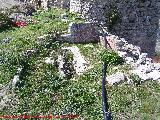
left=130, top=73, right=142, bottom=85
left=99, top=49, right=124, bottom=65
left=0, top=12, right=13, bottom=31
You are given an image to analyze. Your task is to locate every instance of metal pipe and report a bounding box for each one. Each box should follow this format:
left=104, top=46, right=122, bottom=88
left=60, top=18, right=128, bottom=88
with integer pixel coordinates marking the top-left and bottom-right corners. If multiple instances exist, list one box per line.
left=102, top=62, right=112, bottom=120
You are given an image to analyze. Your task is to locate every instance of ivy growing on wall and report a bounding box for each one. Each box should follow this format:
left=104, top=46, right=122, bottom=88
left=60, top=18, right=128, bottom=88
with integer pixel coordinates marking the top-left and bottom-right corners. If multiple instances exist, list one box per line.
left=105, top=2, right=121, bottom=31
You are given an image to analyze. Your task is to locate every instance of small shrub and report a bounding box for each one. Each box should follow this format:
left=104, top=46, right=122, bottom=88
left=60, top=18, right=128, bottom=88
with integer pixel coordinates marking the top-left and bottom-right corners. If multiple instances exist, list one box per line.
left=129, top=73, right=142, bottom=85
left=99, top=49, right=124, bottom=65
left=60, top=49, right=75, bottom=79
left=0, top=12, right=13, bottom=31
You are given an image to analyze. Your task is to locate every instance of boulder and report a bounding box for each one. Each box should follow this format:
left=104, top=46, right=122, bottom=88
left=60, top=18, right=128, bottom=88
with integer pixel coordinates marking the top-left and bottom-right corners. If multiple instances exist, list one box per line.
left=136, top=53, right=148, bottom=65
left=58, top=46, right=90, bottom=78
left=1, top=37, right=12, bottom=44
left=136, top=64, right=154, bottom=73
left=117, top=51, right=127, bottom=58
left=107, top=72, right=126, bottom=85
left=59, top=34, right=74, bottom=42
left=125, top=57, right=134, bottom=64
left=57, top=49, right=75, bottom=79
left=45, top=57, right=54, bottom=64
left=131, top=46, right=141, bottom=60
left=131, top=70, right=160, bottom=81
left=147, top=70, right=160, bottom=81
left=154, top=63, right=160, bottom=71
left=58, top=54, right=66, bottom=77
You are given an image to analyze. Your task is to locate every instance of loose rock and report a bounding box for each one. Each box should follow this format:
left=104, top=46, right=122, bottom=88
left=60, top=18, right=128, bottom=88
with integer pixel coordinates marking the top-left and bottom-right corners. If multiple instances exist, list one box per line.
left=107, top=72, right=126, bottom=85
left=45, top=57, right=54, bottom=64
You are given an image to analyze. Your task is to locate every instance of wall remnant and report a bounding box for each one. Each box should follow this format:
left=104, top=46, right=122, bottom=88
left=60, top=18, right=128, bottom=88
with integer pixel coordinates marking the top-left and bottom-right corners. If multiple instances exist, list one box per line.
left=59, top=22, right=99, bottom=43
left=69, top=0, right=159, bottom=56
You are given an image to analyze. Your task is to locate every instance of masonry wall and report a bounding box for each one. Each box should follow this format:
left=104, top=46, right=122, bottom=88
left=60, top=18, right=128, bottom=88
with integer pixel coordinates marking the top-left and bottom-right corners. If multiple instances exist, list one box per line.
left=113, top=0, right=159, bottom=56
left=49, top=0, right=70, bottom=9
left=60, top=22, right=99, bottom=43
left=70, top=0, right=159, bottom=56
left=70, top=0, right=107, bottom=22
left=155, top=1, right=160, bottom=52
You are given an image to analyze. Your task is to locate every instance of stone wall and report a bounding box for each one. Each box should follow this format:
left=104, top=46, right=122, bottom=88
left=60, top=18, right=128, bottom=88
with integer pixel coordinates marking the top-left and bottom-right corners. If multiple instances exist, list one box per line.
left=70, top=0, right=107, bottom=22
left=155, top=1, right=160, bottom=53
left=112, top=0, right=159, bottom=56
left=59, top=22, right=99, bottom=43
left=0, top=0, right=23, bottom=9
left=28, top=0, right=70, bottom=9
left=69, top=0, right=160, bottom=56
left=70, top=0, right=81, bottom=13
left=49, top=0, right=70, bottom=9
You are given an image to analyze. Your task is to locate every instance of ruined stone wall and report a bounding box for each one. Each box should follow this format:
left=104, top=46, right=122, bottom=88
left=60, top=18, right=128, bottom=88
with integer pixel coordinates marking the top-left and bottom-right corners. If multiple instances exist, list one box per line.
left=28, top=0, right=70, bottom=9
left=70, top=0, right=159, bottom=56
left=155, top=1, right=160, bottom=52
left=60, top=22, right=99, bottom=43
left=70, top=0, right=107, bottom=22
left=49, top=0, right=70, bottom=9
left=113, top=0, right=159, bottom=56
left=70, top=0, right=81, bottom=13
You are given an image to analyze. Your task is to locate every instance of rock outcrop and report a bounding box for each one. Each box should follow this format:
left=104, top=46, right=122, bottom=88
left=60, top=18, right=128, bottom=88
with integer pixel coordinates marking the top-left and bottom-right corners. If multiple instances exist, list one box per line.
left=104, top=34, right=160, bottom=85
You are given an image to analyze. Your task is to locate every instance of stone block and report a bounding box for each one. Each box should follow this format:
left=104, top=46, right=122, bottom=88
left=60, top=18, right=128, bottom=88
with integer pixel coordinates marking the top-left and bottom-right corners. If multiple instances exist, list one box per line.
left=61, top=22, right=99, bottom=43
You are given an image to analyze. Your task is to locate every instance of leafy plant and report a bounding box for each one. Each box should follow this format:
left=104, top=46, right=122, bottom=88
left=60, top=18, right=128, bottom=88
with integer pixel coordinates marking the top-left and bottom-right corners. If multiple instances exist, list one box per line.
left=105, top=3, right=121, bottom=31
left=99, top=49, right=124, bottom=65
left=129, top=73, right=142, bottom=85
left=0, top=12, right=13, bottom=32
left=59, top=49, right=75, bottom=79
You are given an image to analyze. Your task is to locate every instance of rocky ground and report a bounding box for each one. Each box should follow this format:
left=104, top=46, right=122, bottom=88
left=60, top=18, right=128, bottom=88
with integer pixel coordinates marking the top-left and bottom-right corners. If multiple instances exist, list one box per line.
left=105, top=34, right=160, bottom=85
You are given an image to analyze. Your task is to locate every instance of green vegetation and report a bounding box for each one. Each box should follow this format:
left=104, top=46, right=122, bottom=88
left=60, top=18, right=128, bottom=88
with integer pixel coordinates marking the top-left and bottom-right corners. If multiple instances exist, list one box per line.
left=0, top=8, right=82, bottom=85
left=0, top=8, right=160, bottom=120
left=0, top=12, right=13, bottom=32
left=106, top=2, right=121, bottom=31
left=107, top=9, right=120, bottom=31
left=99, top=49, right=124, bottom=65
